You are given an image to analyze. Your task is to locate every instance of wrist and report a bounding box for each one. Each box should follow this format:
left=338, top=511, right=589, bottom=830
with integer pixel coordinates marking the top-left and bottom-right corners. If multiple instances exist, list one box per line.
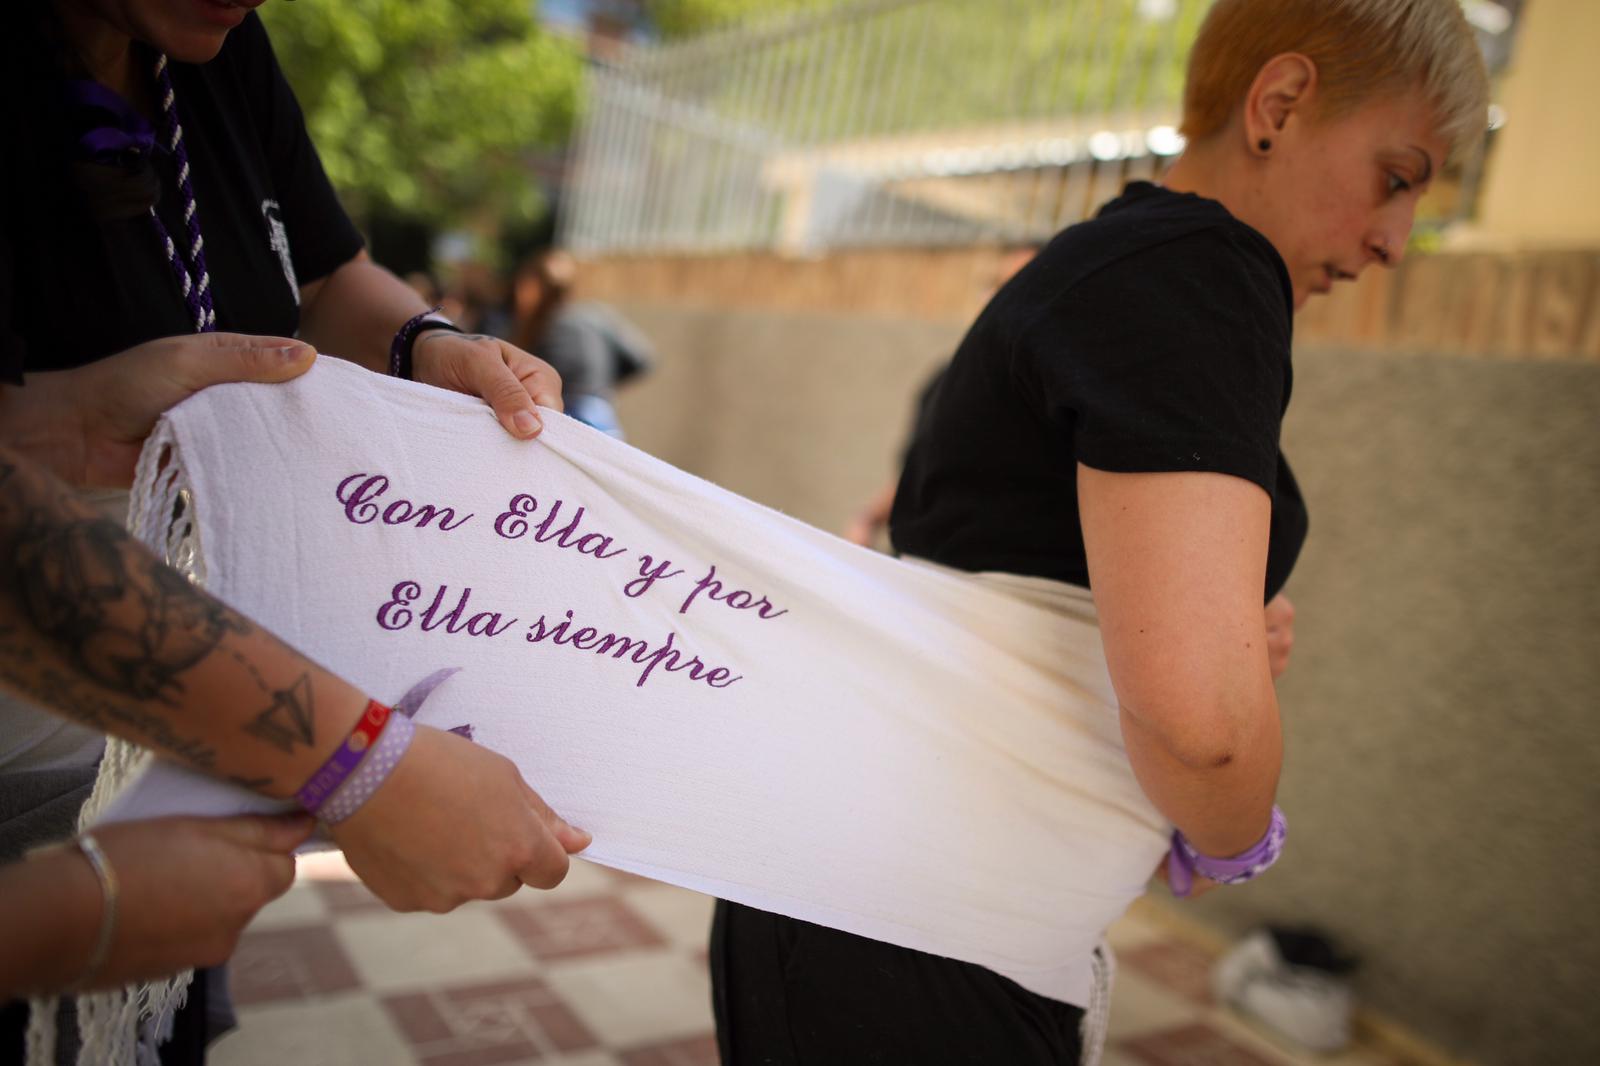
left=253, top=687, right=375, bottom=802
left=1168, top=806, right=1287, bottom=898
left=389, top=308, right=462, bottom=379
left=2, top=845, right=103, bottom=995
left=292, top=697, right=398, bottom=815
left=182, top=644, right=371, bottom=800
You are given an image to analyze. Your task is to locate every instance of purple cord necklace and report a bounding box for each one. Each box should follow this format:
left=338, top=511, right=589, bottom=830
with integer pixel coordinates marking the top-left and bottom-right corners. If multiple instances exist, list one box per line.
left=147, top=53, right=215, bottom=333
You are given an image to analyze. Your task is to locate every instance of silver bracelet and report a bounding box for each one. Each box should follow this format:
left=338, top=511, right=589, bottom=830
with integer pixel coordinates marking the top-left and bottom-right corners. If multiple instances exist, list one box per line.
left=67, top=832, right=119, bottom=991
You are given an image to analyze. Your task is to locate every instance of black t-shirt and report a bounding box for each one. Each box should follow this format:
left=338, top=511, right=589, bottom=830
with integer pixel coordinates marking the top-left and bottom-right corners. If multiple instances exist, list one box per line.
left=0, top=13, right=363, bottom=382
left=890, top=182, right=1308, bottom=602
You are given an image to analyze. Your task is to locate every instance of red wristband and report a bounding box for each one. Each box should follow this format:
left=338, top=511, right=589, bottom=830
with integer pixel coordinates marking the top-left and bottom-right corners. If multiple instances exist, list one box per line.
left=293, top=700, right=393, bottom=814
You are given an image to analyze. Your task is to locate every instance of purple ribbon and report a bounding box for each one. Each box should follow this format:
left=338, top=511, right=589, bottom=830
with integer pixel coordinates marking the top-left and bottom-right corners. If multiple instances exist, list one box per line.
left=395, top=666, right=474, bottom=740
left=1167, top=806, right=1288, bottom=897
left=61, top=79, right=157, bottom=165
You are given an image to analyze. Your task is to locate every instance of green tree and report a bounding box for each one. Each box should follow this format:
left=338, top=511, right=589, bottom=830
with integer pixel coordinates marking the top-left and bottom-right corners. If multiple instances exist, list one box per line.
left=260, top=0, right=584, bottom=236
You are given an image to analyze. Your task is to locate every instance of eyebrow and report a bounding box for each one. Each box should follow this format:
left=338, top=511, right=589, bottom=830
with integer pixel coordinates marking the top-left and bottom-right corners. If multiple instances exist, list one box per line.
left=1409, top=146, right=1436, bottom=184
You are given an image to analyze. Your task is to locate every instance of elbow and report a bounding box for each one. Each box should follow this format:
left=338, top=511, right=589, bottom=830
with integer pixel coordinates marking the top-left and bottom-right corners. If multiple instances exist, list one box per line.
left=1121, top=694, right=1274, bottom=771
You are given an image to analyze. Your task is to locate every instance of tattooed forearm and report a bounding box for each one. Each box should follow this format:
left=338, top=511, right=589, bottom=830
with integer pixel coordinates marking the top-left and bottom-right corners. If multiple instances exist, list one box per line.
left=11, top=511, right=250, bottom=702
left=0, top=654, right=221, bottom=773
left=244, top=673, right=318, bottom=754
left=0, top=445, right=343, bottom=789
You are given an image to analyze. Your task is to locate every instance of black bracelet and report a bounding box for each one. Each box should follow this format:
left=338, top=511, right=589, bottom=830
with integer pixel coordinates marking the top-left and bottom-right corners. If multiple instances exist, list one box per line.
left=389, top=306, right=463, bottom=379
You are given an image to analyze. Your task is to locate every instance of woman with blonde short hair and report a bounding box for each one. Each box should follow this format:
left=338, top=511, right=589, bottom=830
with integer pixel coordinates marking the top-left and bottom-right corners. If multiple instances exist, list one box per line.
left=712, top=1, right=1489, bottom=1063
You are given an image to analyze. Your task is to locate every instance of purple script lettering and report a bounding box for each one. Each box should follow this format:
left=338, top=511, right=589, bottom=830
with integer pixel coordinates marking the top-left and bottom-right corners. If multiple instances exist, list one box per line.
left=625, top=554, right=685, bottom=598
left=525, top=609, right=742, bottom=690
left=377, top=581, right=516, bottom=638
left=494, top=494, right=628, bottom=560
left=677, top=563, right=789, bottom=620
left=494, top=494, right=537, bottom=539
left=337, top=474, right=473, bottom=531
left=378, top=580, right=422, bottom=630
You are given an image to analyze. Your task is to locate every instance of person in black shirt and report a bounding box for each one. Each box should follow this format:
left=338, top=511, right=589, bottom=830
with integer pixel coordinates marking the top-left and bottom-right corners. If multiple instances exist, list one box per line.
left=714, top=1, right=1489, bottom=1062
left=0, top=5, right=586, bottom=1063
left=1, top=6, right=562, bottom=449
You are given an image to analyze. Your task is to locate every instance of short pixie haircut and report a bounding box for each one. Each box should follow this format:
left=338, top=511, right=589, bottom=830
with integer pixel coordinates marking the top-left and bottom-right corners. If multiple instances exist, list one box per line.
left=1181, top=0, right=1490, bottom=163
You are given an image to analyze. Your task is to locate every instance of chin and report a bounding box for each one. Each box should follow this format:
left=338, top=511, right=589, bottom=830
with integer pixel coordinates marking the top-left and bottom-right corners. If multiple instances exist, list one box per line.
left=159, top=31, right=232, bottom=63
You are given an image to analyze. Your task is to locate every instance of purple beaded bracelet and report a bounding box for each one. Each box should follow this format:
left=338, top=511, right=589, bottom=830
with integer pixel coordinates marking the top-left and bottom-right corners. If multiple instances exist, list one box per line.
left=389, top=306, right=462, bottom=379
left=1166, top=806, right=1288, bottom=898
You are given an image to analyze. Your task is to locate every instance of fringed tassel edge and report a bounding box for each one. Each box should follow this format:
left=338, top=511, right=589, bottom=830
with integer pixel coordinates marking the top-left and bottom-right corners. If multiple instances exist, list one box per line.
left=1081, top=940, right=1116, bottom=1066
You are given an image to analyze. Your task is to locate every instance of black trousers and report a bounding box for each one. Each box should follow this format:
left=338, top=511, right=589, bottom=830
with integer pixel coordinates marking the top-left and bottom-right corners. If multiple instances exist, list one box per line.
left=711, top=900, right=1084, bottom=1066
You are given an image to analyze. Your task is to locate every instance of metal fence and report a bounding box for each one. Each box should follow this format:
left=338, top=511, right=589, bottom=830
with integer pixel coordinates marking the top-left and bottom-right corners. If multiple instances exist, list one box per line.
left=558, top=0, right=1505, bottom=256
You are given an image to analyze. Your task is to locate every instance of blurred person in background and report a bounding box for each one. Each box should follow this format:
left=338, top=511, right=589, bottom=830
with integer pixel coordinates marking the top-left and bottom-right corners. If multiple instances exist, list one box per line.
left=843, top=242, right=1042, bottom=549
left=402, top=269, right=442, bottom=308
left=511, top=249, right=655, bottom=439
left=713, top=1, right=1488, bottom=1063
left=0, top=0, right=584, bottom=1060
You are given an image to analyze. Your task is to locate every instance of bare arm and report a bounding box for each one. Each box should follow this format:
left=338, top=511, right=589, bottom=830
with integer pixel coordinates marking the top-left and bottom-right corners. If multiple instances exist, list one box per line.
left=1077, top=464, right=1282, bottom=857
left=297, top=249, right=428, bottom=373
left=298, top=251, right=563, bottom=437
left=0, top=815, right=309, bottom=999
left=0, top=443, right=368, bottom=793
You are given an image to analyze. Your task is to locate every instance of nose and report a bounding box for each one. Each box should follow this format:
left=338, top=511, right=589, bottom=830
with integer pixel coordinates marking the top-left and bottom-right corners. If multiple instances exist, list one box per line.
left=1368, top=207, right=1417, bottom=269
left=1368, top=233, right=1404, bottom=268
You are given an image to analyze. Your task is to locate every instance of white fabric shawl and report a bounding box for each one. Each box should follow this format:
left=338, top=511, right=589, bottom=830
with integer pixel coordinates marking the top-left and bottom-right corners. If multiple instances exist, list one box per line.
left=102, top=356, right=1168, bottom=1009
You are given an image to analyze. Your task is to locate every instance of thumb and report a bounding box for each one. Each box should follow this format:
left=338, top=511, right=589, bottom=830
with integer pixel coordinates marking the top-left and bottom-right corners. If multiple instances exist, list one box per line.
left=552, top=818, right=593, bottom=854
left=182, top=333, right=317, bottom=389
left=204, top=812, right=317, bottom=853
left=466, top=349, right=543, bottom=439
left=520, top=780, right=591, bottom=853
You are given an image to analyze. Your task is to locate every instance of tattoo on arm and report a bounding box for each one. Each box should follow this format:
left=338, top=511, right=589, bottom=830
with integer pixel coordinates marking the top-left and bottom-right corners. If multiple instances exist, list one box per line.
left=12, top=513, right=250, bottom=702
left=243, top=673, right=317, bottom=754
left=0, top=449, right=317, bottom=777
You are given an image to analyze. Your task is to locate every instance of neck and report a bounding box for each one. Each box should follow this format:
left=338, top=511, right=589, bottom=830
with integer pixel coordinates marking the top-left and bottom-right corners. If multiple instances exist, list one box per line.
left=55, top=1, right=139, bottom=98
left=1161, top=137, right=1269, bottom=238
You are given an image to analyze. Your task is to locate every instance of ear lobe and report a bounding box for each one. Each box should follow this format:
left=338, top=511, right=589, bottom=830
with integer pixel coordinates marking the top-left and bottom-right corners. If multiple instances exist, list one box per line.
left=1244, top=52, right=1318, bottom=150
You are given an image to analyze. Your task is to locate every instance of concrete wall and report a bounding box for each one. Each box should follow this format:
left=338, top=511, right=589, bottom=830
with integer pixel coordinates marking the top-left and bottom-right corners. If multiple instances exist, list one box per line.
left=583, top=247, right=1600, bottom=359
left=608, top=301, right=1600, bottom=1066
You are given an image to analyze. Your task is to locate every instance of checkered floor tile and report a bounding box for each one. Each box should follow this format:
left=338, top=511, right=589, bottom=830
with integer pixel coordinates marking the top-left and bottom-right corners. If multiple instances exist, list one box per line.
left=211, top=853, right=1411, bottom=1066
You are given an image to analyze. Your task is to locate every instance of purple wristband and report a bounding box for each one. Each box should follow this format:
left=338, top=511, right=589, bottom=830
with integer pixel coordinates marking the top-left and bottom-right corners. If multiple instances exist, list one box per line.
left=319, top=712, right=417, bottom=824
left=315, top=667, right=466, bottom=825
left=294, top=700, right=392, bottom=815
left=1167, top=806, right=1288, bottom=898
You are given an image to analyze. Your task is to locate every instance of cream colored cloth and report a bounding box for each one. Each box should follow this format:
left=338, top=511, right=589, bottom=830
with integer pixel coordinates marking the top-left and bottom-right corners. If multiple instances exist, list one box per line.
left=103, top=356, right=1168, bottom=1010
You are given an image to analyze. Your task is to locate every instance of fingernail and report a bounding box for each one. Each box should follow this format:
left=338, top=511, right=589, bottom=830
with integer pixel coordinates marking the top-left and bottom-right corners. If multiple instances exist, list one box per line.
left=513, top=411, right=541, bottom=436
left=271, top=344, right=309, bottom=359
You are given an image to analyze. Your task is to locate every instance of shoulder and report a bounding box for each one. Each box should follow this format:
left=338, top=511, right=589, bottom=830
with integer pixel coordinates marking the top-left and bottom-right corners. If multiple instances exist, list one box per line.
left=1028, top=187, right=1291, bottom=336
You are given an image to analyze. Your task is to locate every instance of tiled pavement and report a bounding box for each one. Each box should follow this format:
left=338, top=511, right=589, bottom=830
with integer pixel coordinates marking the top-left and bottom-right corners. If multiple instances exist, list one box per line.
left=213, top=853, right=1416, bottom=1066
